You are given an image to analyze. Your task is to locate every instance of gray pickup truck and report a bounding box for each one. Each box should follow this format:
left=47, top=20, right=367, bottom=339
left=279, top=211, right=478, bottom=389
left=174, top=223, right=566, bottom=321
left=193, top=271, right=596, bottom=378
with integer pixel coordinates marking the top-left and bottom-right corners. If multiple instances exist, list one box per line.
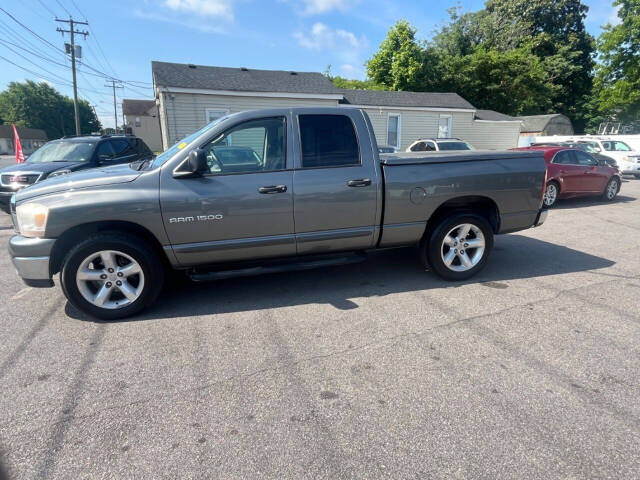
left=8, top=107, right=547, bottom=319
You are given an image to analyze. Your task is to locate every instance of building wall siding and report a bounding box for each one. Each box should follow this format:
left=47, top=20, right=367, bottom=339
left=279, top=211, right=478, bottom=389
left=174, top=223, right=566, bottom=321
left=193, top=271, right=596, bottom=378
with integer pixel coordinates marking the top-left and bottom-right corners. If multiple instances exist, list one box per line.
left=359, top=108, right=521, bottom=151
left=159, top=92, right=338, bottom=148
left=125, top=114, right=163, bottom=152
left=158, top=91, right=521, bottom=152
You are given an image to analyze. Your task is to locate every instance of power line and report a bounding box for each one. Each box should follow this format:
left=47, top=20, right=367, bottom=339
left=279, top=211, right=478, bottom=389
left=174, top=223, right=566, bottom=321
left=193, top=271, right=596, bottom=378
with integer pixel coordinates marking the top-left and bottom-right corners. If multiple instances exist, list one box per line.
left=0, top=17, right=62, bottom=60
left=0, top=40, right=73, bottom=85
left=54, top=0, right=72, bottom=17
left=35, top=0, right=56, bottom=17
left=67, top=0, right=118, bottom=79
left=0, top=6, right=62, bottom=55
left=0, top=53, right=73, bottom=88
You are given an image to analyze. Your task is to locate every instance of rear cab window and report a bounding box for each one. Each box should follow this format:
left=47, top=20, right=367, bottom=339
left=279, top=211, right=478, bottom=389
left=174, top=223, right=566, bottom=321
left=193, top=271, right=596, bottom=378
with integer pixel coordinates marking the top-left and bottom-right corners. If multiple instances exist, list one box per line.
left=298, top=114, right=360, bottom=168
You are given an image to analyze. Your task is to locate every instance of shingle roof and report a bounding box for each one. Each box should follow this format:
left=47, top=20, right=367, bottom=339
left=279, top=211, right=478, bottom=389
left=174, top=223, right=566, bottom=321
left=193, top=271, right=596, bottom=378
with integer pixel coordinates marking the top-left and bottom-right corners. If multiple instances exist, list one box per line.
left=152, top=61, right=342, bottom=95
left=516, top=114, right=569, bottom=132
left=0, top=124, right=47, bottom=140
left=122, top=99, right=157, bottom=116
left=339, top=89, right=475, bottom=110
left=474, top=109, right=519, bottom=121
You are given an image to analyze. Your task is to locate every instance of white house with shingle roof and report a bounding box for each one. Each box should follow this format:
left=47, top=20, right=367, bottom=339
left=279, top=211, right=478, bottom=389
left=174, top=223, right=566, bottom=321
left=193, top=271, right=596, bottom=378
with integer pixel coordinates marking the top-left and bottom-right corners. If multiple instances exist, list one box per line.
left=152, top=61, right=522, bottom=151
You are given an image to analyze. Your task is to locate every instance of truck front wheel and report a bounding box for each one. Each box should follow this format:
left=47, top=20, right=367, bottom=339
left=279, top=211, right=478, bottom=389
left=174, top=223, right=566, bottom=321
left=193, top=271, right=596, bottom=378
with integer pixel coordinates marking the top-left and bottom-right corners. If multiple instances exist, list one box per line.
left=422, top=213, right=494, bottom=281
left=60, top=232, right=164, bottom=320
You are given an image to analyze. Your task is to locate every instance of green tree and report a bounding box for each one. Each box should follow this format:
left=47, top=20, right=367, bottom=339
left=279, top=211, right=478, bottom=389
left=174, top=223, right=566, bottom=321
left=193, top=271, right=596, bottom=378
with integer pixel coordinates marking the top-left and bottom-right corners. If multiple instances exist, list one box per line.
left=430, top=1, right=595, bottom=130
left=0, top=80, right=101, bottom=139
left=593, top=0, right=640, bottom=123
left=435, top=46, right=552, bottom=116
left=366, top=20, right=430, bottom=91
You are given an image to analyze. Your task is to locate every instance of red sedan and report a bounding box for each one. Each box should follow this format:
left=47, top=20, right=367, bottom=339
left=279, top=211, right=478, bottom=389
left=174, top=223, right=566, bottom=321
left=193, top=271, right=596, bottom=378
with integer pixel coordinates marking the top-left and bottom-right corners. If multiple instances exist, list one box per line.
left=512, top=146, right=622, bottom=207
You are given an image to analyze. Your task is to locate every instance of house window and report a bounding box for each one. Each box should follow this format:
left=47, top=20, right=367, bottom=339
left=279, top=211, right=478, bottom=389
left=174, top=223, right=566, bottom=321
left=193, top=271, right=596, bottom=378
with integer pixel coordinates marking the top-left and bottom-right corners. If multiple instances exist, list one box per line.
left=135, top=117, right=141, bottom=127
left=438, top=114, right=452, bottom=138
left=205, top=108, right=230, bottom=125
left=387, top=113, right=401, bottom=149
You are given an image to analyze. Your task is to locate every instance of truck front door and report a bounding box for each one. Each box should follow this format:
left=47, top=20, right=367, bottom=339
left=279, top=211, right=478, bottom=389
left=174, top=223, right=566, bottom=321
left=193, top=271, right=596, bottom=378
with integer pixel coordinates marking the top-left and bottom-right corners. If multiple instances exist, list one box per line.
left=160, top=115, right=296, bottom=265
left=292, top=111, right=380, bottom=255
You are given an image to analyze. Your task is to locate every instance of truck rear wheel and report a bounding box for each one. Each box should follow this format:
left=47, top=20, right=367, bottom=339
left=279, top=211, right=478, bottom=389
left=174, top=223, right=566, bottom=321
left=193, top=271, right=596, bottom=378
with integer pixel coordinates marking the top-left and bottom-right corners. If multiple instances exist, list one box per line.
left=422, top=213, right=494, bottom=281
left=60, top=232, right=164, bottom=320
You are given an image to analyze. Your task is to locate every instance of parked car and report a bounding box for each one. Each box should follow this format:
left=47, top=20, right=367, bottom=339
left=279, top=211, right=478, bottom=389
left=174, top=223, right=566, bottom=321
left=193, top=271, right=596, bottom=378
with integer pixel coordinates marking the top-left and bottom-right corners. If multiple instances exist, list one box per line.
left=378, top=145, right=397, bottom=154
left=567, top=138, right=640, bottom=177
left=531, top=142, right=618, bottom=168
left=0, top=135, right=153, bottom=213
left=8, top=107, right=547, bottom=319
left=513, top=146, right=622, bottom=207
left=406, top=138, right=474, bottom=152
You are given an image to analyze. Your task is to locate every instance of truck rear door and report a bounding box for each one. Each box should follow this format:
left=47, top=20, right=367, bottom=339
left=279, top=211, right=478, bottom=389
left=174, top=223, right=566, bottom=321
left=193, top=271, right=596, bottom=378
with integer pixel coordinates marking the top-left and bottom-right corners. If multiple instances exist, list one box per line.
left=292, top=110, right=380, bottom=254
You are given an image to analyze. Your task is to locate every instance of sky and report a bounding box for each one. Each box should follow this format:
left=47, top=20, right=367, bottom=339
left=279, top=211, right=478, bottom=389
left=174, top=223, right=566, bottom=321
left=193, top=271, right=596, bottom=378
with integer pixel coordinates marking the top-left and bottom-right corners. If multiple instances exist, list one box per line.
left=0, top=0, right=622, bottom=129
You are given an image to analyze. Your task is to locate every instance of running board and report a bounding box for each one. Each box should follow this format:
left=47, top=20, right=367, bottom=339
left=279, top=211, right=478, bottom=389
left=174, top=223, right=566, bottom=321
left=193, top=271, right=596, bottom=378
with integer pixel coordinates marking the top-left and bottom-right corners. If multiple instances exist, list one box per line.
left=188, top=252, right=367, bottom=282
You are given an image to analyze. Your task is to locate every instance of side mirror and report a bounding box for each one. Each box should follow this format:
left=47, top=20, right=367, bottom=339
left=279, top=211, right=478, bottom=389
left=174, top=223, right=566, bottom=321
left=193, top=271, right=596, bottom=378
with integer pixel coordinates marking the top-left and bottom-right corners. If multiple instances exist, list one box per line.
left=174, top=149, right=208, bottom=178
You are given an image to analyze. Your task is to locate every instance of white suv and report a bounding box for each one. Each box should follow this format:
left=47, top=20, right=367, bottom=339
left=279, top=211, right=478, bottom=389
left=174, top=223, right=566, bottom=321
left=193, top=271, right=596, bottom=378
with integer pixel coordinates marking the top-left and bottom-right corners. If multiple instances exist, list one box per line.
left=570, top=138, right=640, bottom=177
left=407, top=138, right=474, bottom=152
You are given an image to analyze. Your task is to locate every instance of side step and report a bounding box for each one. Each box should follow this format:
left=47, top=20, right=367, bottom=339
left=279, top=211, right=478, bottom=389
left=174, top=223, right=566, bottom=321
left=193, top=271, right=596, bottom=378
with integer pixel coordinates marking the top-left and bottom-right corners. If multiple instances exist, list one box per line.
left=188, top=252, right=367, bottom=282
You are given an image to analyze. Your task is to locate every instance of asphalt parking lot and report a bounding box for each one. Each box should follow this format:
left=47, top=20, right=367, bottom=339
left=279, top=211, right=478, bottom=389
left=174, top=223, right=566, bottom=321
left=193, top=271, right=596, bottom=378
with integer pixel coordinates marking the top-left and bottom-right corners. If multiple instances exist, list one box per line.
left=0, top=166, right=639, bottom=479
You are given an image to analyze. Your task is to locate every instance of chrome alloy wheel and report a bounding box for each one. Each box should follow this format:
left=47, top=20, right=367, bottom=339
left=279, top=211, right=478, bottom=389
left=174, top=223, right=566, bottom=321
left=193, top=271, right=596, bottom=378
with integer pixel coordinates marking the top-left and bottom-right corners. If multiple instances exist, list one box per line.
left=544, top=183, right=557, bottom=206
left=75, top=250, right=145, bottom=309
left=440, top=224, right=486, bottom=272
left=606, top=178, right=618, bottom=199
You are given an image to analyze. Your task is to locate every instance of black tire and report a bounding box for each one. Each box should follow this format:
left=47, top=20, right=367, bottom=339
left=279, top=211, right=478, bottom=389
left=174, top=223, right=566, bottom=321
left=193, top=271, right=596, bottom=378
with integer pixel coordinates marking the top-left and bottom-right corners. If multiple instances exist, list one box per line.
left=60, top=232, right=164, bottom=320
left=634, top=174, right=640, bottom=179
left=543, top=181, right=559, bottom=208
left=421, top=213, right=494, bottom=281
left=601, top=177, right=620, bottom=201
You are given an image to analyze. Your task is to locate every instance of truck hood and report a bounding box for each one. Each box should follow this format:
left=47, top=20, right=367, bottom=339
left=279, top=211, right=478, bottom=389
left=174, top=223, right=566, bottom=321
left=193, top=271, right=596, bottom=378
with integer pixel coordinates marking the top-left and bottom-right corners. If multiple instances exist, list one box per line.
left=14, top=163, right=142, bottom=203
left=0, top=161, right=81, bottom=176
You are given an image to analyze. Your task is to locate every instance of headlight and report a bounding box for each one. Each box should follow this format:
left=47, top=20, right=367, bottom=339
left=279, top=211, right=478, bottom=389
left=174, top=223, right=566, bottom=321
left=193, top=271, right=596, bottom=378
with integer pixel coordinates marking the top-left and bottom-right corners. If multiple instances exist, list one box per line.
left=48, top=169, right=72, bottom=178
left=16, top=203, right=49, bottom=237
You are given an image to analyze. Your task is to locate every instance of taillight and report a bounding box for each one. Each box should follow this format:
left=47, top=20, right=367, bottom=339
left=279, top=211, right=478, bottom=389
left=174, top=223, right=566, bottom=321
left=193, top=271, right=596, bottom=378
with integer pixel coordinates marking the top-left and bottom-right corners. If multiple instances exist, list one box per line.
left=541, top=167, right=548, bottom=205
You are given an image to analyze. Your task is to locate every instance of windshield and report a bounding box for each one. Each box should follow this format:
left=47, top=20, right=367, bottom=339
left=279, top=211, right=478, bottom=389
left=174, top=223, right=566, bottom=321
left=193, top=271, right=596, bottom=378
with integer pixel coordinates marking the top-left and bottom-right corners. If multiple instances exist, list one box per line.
left=26, top=141, right=95, bottom=163
left=602, top=140, right=631, bottom=152
left=576, top=141, right=601, bottom=152
left=438, top=141, right=473, bottom=151
left=150, top=116, right=228, bottom=168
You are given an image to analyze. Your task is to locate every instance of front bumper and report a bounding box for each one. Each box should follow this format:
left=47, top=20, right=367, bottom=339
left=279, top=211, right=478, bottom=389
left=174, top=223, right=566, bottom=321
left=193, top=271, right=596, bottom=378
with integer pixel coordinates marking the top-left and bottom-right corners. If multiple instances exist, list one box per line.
left=534, top=209, right=548, bottom=227
left=9, top=235, right=55, bottom=287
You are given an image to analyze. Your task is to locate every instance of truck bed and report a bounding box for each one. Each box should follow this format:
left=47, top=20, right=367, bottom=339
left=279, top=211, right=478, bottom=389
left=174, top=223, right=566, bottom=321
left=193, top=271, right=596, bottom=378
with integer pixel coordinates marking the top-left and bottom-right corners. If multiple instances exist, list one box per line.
left=378, top=149, right=547, bottom=248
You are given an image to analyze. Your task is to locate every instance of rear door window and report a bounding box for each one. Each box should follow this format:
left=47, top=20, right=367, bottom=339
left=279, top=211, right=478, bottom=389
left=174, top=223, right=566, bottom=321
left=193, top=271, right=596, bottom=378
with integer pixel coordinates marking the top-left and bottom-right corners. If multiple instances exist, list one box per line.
left=299, top=114, right=360, bottom=168
left=552, top=150, right=574, bottom=164
left=95, top=141, right=115, bottom=159
left=111, top=139, right=135, bottom=158
left=572, top=151, right=598, bottom=166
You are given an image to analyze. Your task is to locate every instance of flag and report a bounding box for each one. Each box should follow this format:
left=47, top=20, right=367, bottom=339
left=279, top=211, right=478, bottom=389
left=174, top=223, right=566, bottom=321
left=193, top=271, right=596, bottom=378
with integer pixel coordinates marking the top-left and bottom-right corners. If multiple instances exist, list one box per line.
left=12, top=124, right=25, bottom=163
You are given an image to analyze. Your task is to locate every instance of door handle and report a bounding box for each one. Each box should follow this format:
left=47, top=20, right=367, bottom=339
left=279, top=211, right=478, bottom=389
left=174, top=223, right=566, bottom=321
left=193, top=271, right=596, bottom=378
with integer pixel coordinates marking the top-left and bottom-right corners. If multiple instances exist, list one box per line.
left=347, top=178, right=372, bottom=187
left=258, top=185, right=287, bottom=194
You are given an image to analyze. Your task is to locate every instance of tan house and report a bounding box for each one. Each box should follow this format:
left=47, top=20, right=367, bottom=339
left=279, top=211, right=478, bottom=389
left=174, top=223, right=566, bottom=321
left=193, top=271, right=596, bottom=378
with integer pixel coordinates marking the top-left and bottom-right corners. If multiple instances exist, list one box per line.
left=152, top=61, right=522, bottom=152
left=122, top=99, right=163, bottom=152
left=518, top=114, right=574, bottom=136
left=0, top=125, right=47, bottom=155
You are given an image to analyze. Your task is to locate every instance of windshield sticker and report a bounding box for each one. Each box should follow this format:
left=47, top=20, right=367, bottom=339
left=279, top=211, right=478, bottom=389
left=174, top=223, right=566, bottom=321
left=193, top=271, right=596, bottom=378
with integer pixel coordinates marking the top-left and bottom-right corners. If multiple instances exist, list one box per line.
left=177, top=142, right=187, bottom=149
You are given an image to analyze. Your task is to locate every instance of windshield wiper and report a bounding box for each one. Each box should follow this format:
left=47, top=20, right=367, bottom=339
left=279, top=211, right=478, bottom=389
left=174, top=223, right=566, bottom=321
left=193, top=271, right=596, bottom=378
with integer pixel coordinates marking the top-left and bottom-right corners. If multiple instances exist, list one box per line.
left=131, top=158, right=152, bottom=171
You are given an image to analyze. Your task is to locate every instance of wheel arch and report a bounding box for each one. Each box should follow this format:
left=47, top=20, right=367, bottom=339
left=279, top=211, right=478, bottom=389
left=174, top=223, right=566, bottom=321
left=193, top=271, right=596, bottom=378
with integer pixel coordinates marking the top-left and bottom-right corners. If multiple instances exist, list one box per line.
left=50, top=220, right=169, bottom=276
left=423, top=195, right=500, bottom=241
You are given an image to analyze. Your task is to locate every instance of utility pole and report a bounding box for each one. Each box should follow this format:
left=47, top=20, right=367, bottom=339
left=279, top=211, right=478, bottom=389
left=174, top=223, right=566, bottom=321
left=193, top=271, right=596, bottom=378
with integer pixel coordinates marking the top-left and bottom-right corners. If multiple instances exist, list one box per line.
left=104, top=79, right=124, bottom=133
left=56, top=17, right=89, bottom=135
